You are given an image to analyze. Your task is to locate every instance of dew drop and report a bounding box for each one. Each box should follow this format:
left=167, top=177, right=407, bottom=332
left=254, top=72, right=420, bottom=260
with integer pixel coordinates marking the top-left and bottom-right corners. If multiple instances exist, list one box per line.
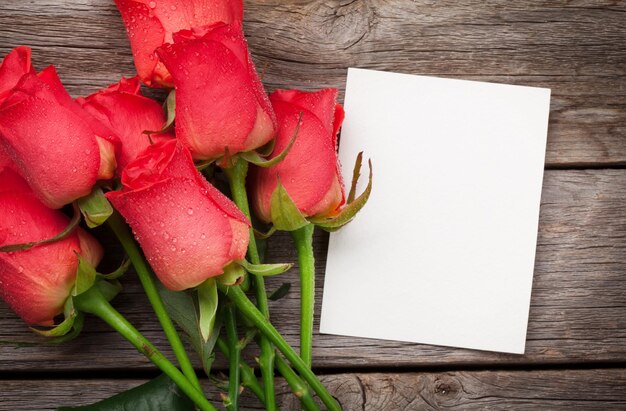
left=187, top=208, right=194, bottom=215
left=17, top=266, right=24, bottom=273
left=148, top=1, right=156, bottom=8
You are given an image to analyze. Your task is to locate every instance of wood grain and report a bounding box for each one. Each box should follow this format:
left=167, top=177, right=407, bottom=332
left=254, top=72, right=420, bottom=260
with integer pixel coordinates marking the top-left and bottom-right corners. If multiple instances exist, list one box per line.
left=1, top=169, right=624, bottom=371
left=0, top=0, right=624, bottom=166
left=1, top=369, right=624, bottom=410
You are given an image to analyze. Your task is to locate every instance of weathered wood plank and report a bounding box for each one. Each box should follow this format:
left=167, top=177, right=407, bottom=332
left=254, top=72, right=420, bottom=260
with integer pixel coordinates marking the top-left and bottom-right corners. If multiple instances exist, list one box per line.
left=0, top=170, right=624, bottom=370
left=0, top=0, right=624, bottom=165
left=1, top=369, right=625, bottom=410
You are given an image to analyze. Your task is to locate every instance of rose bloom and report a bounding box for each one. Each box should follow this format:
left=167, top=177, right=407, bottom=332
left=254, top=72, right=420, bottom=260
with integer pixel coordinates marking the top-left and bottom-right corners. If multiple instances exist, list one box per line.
left=251, top=88, right=346, bottom=223
left=0, top=46, right=118, bottom=209
left=77, top=76, right=173, bottom=172
left=0, top=167, right=103, bottom=326
left=156, top=23, right=276, bottom=160
left=114, top=0, right=243, bottom=87
left=106, top=140, right=250, bottom=291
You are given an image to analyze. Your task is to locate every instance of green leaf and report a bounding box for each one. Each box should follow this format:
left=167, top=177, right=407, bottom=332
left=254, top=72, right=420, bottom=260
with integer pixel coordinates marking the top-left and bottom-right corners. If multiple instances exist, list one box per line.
left=143, top=89, right=176, bottom=136
left=239, top=112, right=302, bottom=167
left=157, top=283, right=221, bottom=376
left=238, top=259, right=293, bottom=276
left=309, top=157, right=373, bottom=231
left=97, top=259, right=130, bottom=280
left=270, top=179, right=310, bottom=232
left=198, top=278, right=218, bottom=342
left=216, top=262, right=246, bottom=286
left=56, top=374, right=195, bottom=411
left=268, top=283, right=291, bottom=301
left=77, top=187, right=114, bottom=228
left=72, top=254, right=97, bottom=297
left=0, top=203, right=81, bottom=252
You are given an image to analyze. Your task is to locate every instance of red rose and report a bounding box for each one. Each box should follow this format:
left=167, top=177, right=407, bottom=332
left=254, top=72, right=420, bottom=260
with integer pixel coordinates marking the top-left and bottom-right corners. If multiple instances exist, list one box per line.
left=0, top=168, right=103, bottom=326
left=77, top=77, right=173, bottom=172
left=114, top=0, right=243, bottom=87
left=0, top=46, right=32, bottom=101
left=251, top=88, right=345, bottom=223
left=156, top=23, right=276, bottom=160
left=106, top=140, right=250, bottom=291
left=0, top=47, right=118, bottom=208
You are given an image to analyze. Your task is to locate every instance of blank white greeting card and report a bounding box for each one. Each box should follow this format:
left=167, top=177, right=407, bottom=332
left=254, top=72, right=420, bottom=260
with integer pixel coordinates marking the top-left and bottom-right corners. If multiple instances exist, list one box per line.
left=320, top=68, right=551, bottom=354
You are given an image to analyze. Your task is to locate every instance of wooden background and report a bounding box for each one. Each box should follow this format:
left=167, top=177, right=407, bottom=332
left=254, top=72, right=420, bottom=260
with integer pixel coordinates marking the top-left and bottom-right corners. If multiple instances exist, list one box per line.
left=1, top=0, right=625, bottom=409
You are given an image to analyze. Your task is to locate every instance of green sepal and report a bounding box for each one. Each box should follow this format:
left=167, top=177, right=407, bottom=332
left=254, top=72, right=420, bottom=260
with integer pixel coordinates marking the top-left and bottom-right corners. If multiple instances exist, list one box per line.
left=47, top=313, right=85, bottom=344
left=239, top=112, right=302, bottom=167
left=238, top=259, right=293, bottom=277
left=254, top=226, right=276, bottom=240
left=77, top=187, right=114, bottom=228
left=56, top=373, right=195, bottom=411
left=309, top=155, right=373, bottom=232
left=96, top=280, right=123, bottom=302
left=256, top=138, right=276, bottom=157
left=270, top=179, right=310, bottom=232
left=198, top=278, right=218, bottom=342
left=347, top=151, right=363, bottom=204
left=143, top=89, right=176, bottom=136
left=268, top=282, right=291, bottom=301
left=97, top=258, right=130, bottom=280
left=30, top=298, right=85, bottom=342
left=216, top=262, right=247, bottom=286
left=72, top=254, right=97, bottom=297
left=196, top=159, right=216, bottom=172
left=0, top=203, right=81, bottom=252
left=30, top=311, right=76, bottom=338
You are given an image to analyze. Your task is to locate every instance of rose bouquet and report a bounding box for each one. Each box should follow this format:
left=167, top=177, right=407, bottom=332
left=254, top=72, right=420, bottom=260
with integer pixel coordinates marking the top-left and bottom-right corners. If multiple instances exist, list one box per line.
left=0, top=1, right=371, bottom=409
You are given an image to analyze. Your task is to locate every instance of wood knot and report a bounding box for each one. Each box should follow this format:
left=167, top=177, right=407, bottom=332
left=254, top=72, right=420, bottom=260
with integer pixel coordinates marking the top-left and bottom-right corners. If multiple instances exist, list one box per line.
left=432, top=375, right=463, bottom=407
left=305, top=0, right=377, bottom=50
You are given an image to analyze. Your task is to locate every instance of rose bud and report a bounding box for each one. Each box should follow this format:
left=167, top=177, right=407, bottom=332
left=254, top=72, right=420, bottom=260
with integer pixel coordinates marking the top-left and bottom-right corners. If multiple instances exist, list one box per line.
left=0, top=46, right=33, bottom=101
left=0, top=167, right=104, bottom=326
left=156, top=23, right=277, bottom=161
left=251, top=88, right=346, bottom=224
left=114, top=0, right=243, bottom=87
left=0, top=47, right=118, bottom=209
left=77, top=77, right=173, bottom=172
left=106, top=140, right=250, bottom=291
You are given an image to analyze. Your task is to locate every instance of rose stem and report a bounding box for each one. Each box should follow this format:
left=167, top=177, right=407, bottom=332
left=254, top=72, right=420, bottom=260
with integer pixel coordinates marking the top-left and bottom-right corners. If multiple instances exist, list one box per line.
left=275, top=353, right=320, bottom=410
left=220, top=284, right=341, bottom=411
left=224, top=304, right=241, bottom=410
left=107, top=212, right=202, bottom=391
left=225, top=159, right=277, bottom=410
left=216, top=337, right=265, bottom=403
left=73, top=286, right=216, bottom=411
left=290, top=224, right=316, bottom=367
